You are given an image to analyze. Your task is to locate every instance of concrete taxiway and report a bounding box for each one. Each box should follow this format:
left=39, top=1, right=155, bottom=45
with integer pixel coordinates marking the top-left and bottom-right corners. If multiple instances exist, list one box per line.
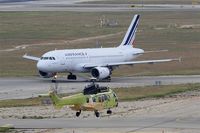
left=1, top=75, right=200, bottom=100
left=0, top=95, right=199, bottom=131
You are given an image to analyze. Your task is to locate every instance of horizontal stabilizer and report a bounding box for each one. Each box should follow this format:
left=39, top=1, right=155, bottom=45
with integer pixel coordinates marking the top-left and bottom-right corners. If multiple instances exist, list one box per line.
left=144, top=49, right=169, bottom=54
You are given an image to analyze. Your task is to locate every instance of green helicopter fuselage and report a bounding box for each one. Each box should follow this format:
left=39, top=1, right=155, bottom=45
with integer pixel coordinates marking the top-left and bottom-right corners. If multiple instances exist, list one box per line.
left=49, top=88, right=118, bottom=112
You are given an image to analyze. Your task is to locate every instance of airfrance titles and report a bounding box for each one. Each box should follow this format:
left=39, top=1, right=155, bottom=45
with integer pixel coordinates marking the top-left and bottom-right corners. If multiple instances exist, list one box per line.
left=65, top=52, right=87, bottom=56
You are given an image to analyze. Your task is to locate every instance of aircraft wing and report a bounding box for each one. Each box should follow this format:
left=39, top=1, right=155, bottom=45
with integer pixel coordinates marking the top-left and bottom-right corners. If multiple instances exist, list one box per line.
left=83, top=58, right=181, bottom=68
left=23, top=54, right=40, bottom=61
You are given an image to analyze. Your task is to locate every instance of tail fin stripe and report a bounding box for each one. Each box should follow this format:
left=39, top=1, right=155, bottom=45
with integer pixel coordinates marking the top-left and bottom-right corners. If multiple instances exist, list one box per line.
left=127, top=22, right=138, bottom=45
left=124, top=15, right=140, bottom=45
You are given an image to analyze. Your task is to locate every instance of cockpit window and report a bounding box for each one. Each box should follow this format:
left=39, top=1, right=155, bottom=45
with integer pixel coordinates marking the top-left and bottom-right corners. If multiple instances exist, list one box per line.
left=41, top=57, right=56, bottom=60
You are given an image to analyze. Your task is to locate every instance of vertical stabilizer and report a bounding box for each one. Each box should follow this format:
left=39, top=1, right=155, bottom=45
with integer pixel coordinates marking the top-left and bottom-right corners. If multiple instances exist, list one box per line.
left=119, top=14, right=140, bottom=47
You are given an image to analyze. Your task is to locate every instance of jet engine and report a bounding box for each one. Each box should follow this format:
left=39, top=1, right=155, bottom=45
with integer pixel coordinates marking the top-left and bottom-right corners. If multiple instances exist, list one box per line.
left=38, top=70, right=56, bottom=78
left=91, top=67, right=111, bottom=79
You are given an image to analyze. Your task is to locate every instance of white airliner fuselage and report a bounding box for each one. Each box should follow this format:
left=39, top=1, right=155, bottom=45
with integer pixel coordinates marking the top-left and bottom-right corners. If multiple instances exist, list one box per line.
left=37, top=47, right=144, bottom=73
left=23, top=14, right=179, bottom=81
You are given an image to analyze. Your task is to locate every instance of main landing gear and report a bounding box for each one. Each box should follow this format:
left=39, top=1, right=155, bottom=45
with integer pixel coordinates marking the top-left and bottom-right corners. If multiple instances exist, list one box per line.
left=107, top=109, right=112, bottom=115
left=76, top=110, right=112, bottom=117
left=76, top=110, right=81, bottom=117
left=94, top=111, right=100, bottom=117
left=76, top=110, right=100, bottom=118
left=67, top=73, right=77, bottom=80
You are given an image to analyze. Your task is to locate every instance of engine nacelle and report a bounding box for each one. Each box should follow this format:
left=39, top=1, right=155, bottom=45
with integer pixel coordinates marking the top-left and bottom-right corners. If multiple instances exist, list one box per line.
left=91, top=67, right=111, bottom=79
left=39, top=70, right=56, bottom=78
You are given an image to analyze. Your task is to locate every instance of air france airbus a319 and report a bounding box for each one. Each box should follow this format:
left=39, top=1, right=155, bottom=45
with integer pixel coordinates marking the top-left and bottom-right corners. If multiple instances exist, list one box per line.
left=23, top=14, right=180, bottom=82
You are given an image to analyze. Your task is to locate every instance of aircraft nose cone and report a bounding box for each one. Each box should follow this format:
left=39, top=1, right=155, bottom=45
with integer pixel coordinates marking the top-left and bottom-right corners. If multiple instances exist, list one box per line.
left=37, top=61, right=46, bottom=71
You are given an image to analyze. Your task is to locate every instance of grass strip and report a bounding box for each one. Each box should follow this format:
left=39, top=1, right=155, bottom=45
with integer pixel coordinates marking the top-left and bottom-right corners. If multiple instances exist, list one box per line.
left=0, top=97, right=47, bottom=108
left=113, top=83, right=200, bottom=101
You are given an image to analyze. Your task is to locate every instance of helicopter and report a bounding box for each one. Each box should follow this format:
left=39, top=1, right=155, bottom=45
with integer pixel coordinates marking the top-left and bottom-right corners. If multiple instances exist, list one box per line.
left=46, top=82, right=118, bottom=117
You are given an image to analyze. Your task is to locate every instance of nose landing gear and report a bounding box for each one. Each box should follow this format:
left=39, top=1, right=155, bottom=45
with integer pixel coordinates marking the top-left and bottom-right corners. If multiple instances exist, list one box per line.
left=107, top=109, right=112, bottom=115
left=51, top=75, right=57, bottom=83
left=67, top=73, right=77, bottom=80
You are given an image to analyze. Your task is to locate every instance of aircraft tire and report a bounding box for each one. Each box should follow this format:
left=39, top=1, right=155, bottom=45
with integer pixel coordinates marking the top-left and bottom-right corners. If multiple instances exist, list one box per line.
left=95, top=111, right=100, bottom=117
left=72, top=75, right=77, bottom=80
left=76, top=111, right=81, bottom=117
left=68, top=74, right=77, bottom=80
left=107, top=110, right=112, bottom=115
left=51, top=79, right=56, bottom=83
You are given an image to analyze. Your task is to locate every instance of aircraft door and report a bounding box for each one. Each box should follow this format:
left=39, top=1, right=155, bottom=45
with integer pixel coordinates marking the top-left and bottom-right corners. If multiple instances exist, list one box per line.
left=61, top=56, right=73, bottom=71
left=103, top=94, right=110, bottom=108
left=60, top=56, right=65, bottom=66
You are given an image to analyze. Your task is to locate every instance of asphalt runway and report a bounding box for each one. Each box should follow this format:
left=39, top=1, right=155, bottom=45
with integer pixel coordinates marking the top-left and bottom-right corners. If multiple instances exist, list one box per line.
left=0, top=0, right=200, bottom=12
left=0, top=117, right=199, bottom=129
left=1, top=75, right=200, bottom=100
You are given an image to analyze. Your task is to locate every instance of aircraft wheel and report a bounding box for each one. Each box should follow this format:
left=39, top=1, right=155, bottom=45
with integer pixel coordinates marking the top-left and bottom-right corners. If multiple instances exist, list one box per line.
left=95, top=111, right=100, bottom=118
left=51, top=79, right=56, bottom=83
left=107, top=110, right=112, bottom=115
left=68, top=74, right=77, bottom=80
left=76, top=111, right=81, bottom=117
left=72, top=75, right=77, bottom=80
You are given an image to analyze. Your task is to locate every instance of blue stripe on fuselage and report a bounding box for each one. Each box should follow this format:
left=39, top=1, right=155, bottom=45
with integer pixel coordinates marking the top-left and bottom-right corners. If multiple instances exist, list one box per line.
left=124, top=15, right=140, bottom=45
